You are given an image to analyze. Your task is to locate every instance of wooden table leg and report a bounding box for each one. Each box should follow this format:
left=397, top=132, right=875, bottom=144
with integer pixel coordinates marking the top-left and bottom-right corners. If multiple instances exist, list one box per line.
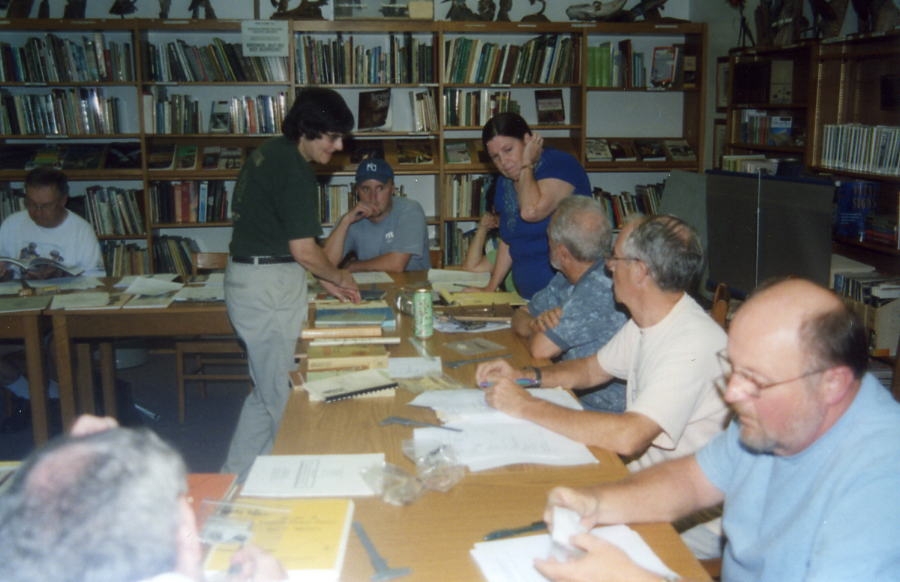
left=22, top=314, right=48, bottom=445
left=99, top=342, right=117, bottom=418
left=75, top=342, right=94, bottom=414
left=52, top=313, right=77, bottom=430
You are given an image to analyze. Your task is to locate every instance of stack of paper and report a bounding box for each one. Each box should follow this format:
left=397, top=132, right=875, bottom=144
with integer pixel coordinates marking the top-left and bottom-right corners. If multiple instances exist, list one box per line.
left=471, top=525, right=678, bottom=582
left=408, top=389, right=597, bottom=471
left=241, top=453, right=383, bottom=498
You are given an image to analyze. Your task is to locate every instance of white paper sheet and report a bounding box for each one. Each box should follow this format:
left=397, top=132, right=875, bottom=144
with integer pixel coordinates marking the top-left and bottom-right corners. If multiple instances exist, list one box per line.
left=241, top=453, right=384, bottom=498
left=471, top=525, right=678, bottom=582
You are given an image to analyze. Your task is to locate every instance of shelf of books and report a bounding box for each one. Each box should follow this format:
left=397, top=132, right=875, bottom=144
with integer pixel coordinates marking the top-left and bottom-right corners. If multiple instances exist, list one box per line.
left=0, top=18, right=708, bottom=271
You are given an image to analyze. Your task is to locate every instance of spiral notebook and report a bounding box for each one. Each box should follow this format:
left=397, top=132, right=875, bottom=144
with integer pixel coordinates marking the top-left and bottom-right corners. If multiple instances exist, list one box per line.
left=301, top=368, right=398, bottom=402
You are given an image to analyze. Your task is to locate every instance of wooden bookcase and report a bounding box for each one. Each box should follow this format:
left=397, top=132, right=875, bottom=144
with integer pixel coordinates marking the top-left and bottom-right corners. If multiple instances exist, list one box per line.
left=0, top=18, right=707, bottom=272
left=724, top=32, right=900, bottom=273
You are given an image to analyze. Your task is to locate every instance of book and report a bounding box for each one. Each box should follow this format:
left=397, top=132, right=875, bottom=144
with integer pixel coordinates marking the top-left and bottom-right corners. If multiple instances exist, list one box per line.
left=314, top=303, right=396, bottom=328
left=147, top=143, right=176, bottom=171
left=25, top=146, right=64, bottom=170
left=217, top=146, right=244, bottom=170
left=585, top=138, right=613, bottom=162
left=663, top=139, right=697, bottom=162
left=395, top=138, right=435, bottom=165
left=199, top=145, right=221, bottom=170
left=208, top=99, right=232, bottom=133
left=305, top=343, right=389, bottom=371
left=767, top=115, right=793, bottom=147
left=444, top=141, right=472, bottom=164
left=202, top=497, right=354, bottom=582
left=103, top=142, right=142, bottom=169
left=357, top=88, right=391, bottom=131
left=649, top=46, right=676, bottom=88
left=300, top=368, right=398, bottom=402
left=300, top=325, right=384, bottom=340
left=534, top=89, right=565, bottom=124
left=437, top=290, right=526, bottom=307
left=633, top=138, right=667, bottom=162
left=768, top=59, right=793, bottom=104
left=0, top=256, right=84, bottom=277
left=187, top=472, right=238, bottom=528
left=607, top=139, right=638, bottom=162
left=61, top=143, right=106, bottom=170
left=241, top=453, right=383, bottom=497
left=348, top=139, right=385, bottom=164
left=173, top=144, right=198, bottom=170
left=0, top=295, right=52, bottom=314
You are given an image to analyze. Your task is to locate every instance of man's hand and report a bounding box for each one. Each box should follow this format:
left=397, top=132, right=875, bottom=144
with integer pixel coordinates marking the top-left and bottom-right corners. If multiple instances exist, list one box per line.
left=544, top=487, right=601, bottom=528
left=534, top=534, right=662, bottom=582
left=483, top=378, right=536, bottom=417
left=345, top=201, right=378, bottom=224
left=475, top=357, right=517, bottom=385
left=226, top=543, right=288, bottom=581
left=530, top=306, right=562, bottom=333
left=70, top=414, right=119, bottom=436
left=319, top=272, right=361, bottom=304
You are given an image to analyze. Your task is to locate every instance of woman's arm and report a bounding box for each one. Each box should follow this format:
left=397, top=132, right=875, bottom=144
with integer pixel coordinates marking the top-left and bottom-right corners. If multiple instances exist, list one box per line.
left=515, top=134, right=576, bottom=222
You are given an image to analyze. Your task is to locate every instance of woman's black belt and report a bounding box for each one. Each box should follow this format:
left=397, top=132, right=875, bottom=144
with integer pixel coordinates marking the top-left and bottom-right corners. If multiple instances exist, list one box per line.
left=231, top=256, right=294, bottom=265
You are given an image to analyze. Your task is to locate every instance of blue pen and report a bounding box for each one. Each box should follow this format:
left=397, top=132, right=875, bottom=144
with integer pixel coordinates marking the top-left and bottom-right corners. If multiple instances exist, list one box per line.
left=478, top=378, right=538, bottom=388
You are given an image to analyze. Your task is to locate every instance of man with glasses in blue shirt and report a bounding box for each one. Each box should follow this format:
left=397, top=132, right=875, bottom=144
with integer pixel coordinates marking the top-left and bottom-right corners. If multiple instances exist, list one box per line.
left=536, top=277, right=900, bottom=582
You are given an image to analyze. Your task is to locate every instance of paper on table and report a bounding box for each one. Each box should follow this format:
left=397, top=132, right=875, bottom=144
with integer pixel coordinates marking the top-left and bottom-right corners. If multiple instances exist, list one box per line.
left=0, top=281, right=22, bottom=295
left=173, top=285, right=225, bottom=302
left=26, top=276, right=103, bottom=290
left=410, top=388, right=583, bottom=424
left=428, top=268, right=491, bottom=287
left=124, top=277, right=184, bottom=296
left=471, top=525, right=678, bottom=582
left=412, top=421, right=598, bottom=471
left=433, top=319, right=511, bottom=334
left=351, top=271, right=394, bottom=284
left=240, top=453, right=384, bottom=498
left=387, top=357, right=443, bottom=378
left=114, top=273, right=180, bottom=288
left=50, top=291, right=111, bottom=310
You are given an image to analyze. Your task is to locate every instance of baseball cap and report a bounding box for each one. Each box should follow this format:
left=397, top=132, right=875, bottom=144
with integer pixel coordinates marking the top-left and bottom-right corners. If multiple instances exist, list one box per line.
left=355, top=157, right=394, bottom=184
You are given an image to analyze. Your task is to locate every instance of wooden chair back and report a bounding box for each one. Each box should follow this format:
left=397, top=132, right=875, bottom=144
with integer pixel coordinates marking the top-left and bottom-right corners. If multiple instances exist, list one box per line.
left=191, top=252, right=228, bottom=276
left=710, top=282, right=730, bottom=330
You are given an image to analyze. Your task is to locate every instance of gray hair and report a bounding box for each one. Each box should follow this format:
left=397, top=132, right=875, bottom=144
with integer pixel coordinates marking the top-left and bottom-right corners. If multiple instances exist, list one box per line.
left=548, top=196, right=613, bottom=262
left=0, top=427, right=187, bottom=582
left=622, top=214, right=703, bottom=292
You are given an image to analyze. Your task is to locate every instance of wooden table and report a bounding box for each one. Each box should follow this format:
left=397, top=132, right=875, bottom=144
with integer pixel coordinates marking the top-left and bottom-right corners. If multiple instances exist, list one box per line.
left=271, top=291, right=711, bottom=582
left=0, top=309, right=49, bottom=444
left=50, top=302, right=234, bottom=429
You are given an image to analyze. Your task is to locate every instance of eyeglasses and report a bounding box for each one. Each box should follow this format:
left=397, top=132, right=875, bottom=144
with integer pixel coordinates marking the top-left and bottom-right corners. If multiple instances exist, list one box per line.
left=715, top=350, right=831, bottom=398
left=605, top=255, right=640, bottom=266
left=24, top=199, right=60, bottom=212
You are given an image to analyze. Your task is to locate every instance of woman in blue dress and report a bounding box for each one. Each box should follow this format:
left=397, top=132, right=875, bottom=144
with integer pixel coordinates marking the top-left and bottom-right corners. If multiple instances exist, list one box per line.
left=475, top=112, right=591, bottom=299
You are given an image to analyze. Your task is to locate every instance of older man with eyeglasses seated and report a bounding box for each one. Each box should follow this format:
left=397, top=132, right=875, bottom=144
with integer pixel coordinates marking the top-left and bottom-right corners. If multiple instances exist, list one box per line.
left=535, top=277, right=900, bottom=582
left=476, top=214, right=729, bottom=560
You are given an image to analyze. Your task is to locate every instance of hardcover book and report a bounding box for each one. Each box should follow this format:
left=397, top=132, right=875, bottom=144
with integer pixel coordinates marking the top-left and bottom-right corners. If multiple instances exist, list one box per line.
left=534, top=89, right=565, bottom=124
left=173, top=144, right=198, bottom=170
left=607, top=139, right=638, bottom=162
left=585, top=138, right=614, bottom=162
left=357, top=88, right=392, bottom=131
left=305, top=343, right=389, bottom=371
left=663, top=139, right=697, bottom=162
left=633, top=138, right=667, bottom=162
left=396, top=139, right=435, bottom=165
left=103, top=142, right=142, bottom=169
left=444, top=141, right=472, bottom=164
left=0, top=256, right=83, bottom=277
left=147, top=143, right=176, bottom=171
left=649, top=46, right=676, bottom=89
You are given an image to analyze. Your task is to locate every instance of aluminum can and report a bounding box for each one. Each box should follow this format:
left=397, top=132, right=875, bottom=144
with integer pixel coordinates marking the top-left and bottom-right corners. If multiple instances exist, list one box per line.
left=413, top=287, right=433, bottom=338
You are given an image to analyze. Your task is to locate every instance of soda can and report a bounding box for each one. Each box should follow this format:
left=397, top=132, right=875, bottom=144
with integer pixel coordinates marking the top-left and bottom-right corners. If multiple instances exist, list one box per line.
left=413, top=287, right=433, bottom=338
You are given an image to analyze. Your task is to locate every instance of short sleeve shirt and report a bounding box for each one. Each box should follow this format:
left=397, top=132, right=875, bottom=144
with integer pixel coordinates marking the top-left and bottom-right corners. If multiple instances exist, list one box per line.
left=527, top=262, right=626, bottom=360
left=229, top=136, right=321, bottom=257
left=343, top=197, right=431, bottom=271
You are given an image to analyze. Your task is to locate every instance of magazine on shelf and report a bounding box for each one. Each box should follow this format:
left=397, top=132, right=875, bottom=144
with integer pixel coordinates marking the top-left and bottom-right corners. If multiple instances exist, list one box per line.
left=357, top=88, right=392, bottom=131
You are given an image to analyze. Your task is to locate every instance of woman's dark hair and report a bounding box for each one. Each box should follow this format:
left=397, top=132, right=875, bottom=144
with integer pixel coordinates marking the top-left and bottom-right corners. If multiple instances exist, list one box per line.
left=481, top=112, right=532, bottom=147
left=282, top=87, right=354, bottom=142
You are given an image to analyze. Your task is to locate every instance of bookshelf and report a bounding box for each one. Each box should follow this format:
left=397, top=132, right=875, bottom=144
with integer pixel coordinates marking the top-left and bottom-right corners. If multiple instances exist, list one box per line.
left=0, top=18, right=707, bottom=272
left=725, top=32, right=900, bottom=271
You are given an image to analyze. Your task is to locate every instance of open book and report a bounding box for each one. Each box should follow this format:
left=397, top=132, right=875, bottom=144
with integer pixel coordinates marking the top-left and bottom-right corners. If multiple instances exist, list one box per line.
left=0, top=256, right=83, bottom=277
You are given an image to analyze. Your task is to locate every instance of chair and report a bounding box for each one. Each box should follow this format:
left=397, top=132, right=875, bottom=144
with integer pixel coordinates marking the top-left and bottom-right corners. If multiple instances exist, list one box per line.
left=174, top=252, right=250, bottom=423
left=710, top=282, right=731, bottom=330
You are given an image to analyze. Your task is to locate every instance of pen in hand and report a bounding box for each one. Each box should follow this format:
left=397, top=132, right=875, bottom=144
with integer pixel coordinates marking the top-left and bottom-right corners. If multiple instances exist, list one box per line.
left=478, top=378, right=540, bottom=388
left=483, top=520, right=547, bottom=541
